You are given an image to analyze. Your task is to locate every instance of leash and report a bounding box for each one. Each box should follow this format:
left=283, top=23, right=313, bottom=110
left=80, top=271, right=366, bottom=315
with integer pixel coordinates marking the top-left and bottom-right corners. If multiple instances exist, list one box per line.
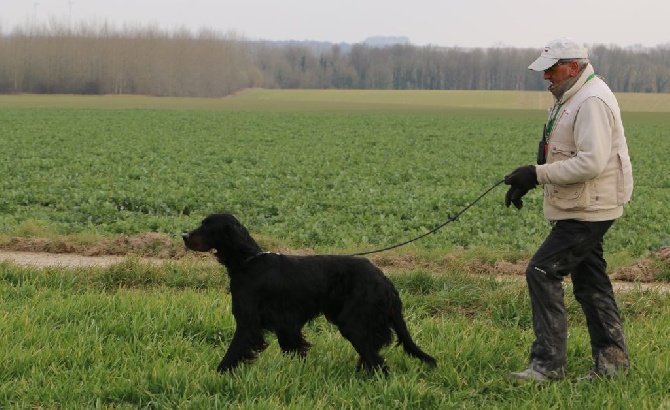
left=348, top=179, right=505, bottom=256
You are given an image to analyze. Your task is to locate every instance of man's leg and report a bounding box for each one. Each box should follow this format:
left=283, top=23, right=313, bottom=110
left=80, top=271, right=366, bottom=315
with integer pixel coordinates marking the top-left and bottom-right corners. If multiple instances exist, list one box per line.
left=512, top=220, right=613, bottom=381
left=571, top=230, right=629, bottom=377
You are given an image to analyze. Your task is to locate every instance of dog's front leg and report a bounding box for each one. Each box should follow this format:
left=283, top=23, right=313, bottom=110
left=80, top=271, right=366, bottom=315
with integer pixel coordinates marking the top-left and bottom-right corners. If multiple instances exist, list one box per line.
left=217, top=327, right=267, bottom=373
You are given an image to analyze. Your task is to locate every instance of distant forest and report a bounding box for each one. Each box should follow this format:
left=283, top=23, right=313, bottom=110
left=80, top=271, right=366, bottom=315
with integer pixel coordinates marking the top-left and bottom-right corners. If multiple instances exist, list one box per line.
left=1, top=24, right=669, bottom=97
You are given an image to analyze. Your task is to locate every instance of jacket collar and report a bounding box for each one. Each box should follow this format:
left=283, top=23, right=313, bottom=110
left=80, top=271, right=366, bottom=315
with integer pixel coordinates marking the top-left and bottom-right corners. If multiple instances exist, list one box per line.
left=556, top=63, right=595, bottom=103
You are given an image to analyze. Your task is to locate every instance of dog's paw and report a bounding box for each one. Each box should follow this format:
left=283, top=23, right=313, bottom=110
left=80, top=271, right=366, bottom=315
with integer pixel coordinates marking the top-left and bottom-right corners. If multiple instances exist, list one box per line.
left=217, top=358, right=241, bottom=373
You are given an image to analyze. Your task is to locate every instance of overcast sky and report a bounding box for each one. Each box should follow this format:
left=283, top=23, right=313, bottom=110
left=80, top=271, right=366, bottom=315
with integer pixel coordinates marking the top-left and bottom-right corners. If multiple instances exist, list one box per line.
left=2, top=0, right=669, bottom=48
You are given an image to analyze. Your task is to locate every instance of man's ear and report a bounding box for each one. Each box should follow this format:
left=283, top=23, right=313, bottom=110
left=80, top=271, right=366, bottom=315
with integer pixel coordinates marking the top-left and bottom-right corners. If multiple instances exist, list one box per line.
left=569, top=60, right=581, bottom=76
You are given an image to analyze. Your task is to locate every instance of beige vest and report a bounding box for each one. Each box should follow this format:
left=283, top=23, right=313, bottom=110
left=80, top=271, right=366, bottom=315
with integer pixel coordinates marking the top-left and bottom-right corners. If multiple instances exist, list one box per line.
left=535, top=65, right=634, bottom=221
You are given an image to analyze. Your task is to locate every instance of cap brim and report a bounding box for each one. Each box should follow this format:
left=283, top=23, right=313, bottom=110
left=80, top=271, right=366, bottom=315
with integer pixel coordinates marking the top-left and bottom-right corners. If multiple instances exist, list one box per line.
left=528, top=56, right=558, bottom=71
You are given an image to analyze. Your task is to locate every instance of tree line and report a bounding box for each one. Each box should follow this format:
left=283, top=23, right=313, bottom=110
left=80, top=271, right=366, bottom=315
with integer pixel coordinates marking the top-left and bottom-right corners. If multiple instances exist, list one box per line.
left=1, top=23, right=669, bottom=97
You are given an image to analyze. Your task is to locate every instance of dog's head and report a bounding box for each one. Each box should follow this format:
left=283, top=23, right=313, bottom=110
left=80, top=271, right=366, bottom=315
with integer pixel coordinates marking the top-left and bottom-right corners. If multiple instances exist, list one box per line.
left=182, top=213, right=262, bottom=265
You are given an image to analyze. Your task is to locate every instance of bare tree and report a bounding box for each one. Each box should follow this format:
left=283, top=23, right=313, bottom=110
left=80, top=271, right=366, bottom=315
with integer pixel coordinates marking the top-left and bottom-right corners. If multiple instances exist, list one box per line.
left=0, top=22, right=668, bottom=96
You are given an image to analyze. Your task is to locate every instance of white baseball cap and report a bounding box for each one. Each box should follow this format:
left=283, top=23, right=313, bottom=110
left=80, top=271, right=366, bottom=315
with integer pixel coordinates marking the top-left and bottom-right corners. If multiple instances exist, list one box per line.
left=528, top=37, right=589, bottom=71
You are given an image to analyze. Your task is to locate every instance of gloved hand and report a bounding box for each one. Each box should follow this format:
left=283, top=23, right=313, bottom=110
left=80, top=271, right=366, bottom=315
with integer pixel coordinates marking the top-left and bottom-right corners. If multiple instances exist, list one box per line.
left=505, top=186, right=530, bottom=209
left=504, top=165, right=538, bottom=210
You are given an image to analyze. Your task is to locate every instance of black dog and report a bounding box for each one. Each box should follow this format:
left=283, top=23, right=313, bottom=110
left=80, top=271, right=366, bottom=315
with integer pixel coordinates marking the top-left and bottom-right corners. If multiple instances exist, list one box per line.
left=182, top=213, right=437, bottom=373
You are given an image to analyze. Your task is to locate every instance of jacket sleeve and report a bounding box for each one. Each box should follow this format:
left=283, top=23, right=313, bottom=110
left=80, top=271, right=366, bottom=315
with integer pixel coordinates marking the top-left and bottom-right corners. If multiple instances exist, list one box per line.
left=536, top=97, right=613, bottom=186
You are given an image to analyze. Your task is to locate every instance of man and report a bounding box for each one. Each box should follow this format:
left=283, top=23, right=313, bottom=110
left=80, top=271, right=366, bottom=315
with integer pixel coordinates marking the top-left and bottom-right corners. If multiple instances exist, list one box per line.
left=504, top=37, right=634, bottom=382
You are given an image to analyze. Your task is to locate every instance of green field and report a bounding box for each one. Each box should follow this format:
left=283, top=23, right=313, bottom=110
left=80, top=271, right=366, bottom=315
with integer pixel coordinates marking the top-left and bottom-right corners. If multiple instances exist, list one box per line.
left=1, top=91, right=669, bottom=408
left=1, top=91, right=669, bottom=261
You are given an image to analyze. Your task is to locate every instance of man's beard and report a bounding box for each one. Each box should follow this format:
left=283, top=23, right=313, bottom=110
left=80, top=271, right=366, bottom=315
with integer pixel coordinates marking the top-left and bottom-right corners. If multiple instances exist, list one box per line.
left=549, top=75, right=580, bottom=100
left=549, top=66, right=586, bottom=100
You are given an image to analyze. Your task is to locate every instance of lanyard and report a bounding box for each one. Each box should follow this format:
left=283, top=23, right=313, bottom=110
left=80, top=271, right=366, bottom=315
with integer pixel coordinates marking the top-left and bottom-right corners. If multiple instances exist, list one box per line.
left=545, top=103, right=564, bottom=138
left=544, top=73, right=596, bottom=138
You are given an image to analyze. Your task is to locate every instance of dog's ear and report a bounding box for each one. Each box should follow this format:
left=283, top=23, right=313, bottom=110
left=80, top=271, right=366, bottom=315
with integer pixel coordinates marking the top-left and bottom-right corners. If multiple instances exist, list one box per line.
left=230, top=218, right=264, bottom=255
left=209, top=216, right=244, bottom=246
left=211, top=219, right=235, bottom=248
left=230, top=220, right=249, bottom=238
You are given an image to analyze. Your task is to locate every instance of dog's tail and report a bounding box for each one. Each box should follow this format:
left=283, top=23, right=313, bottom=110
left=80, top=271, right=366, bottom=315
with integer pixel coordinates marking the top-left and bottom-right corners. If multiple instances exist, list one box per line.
left=390, top=299, right=437, bottom=367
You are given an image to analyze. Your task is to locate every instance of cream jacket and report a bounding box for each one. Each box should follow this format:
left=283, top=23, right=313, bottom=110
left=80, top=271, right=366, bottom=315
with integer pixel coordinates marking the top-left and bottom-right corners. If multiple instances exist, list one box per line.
left=535, top=64, right=633, bottom=221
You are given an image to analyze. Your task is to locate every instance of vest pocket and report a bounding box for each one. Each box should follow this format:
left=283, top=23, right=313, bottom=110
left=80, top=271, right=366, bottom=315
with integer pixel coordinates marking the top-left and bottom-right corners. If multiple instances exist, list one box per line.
left=547, top=141, right=588, bottom=210
left=547, top=182, right=589, bottom=210
left=549, top=142, right=577, bottom=162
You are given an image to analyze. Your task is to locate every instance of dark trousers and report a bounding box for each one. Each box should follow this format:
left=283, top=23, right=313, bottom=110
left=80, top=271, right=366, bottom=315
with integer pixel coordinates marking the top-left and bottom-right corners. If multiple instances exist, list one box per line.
left=525, top=219, right=629, bottom=374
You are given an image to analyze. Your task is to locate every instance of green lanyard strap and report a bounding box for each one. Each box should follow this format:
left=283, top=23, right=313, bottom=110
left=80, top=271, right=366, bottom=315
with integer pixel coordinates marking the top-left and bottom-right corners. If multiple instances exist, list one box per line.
left=544, top=73, right=596, bottom=138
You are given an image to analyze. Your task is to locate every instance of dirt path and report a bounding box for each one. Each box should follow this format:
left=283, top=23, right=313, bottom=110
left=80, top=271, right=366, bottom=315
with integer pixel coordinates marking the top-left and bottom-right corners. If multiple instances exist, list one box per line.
left=1, top=250, right=668, bottom=293
left=0, top=250, right=171, bottom=268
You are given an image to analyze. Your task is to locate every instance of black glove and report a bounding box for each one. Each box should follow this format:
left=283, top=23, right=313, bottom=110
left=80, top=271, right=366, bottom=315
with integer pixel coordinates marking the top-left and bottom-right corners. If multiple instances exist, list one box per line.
left=505, top=186, right=530, bottom=209
left=504, top=165, right=538, bottom=210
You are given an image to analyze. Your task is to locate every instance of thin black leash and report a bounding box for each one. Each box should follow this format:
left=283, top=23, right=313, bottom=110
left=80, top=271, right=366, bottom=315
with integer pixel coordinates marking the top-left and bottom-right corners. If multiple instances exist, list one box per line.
left=348, top=179, right=506, bottom=256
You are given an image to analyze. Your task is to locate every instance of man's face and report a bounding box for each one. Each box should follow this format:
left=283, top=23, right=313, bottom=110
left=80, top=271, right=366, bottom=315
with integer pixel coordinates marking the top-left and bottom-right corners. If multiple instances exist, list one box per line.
left=543, top=60, right=579, bottom=87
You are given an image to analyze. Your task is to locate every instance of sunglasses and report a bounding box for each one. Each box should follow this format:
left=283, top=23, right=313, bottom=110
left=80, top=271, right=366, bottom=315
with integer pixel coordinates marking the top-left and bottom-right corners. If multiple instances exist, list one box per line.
left=544, top=60, right=574, bottom=73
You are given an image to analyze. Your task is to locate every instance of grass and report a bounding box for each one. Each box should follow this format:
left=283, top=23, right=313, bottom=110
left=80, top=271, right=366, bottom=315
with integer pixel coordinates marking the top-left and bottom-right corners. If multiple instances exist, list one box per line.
left=1, top=259, right=669, bottom=408
left=0, top=91, right=669, bottom=407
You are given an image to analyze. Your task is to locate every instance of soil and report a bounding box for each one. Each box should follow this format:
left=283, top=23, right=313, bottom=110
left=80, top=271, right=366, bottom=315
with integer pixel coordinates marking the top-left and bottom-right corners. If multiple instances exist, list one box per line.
left=0, top=250, right=168, bottom=268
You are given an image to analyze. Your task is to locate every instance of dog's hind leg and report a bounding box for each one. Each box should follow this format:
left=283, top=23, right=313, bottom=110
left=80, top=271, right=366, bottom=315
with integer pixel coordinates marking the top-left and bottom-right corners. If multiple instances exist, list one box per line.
left=276, top=330, right=312, bottom=358
left=337, top=322, right=388, bottom=374
left=353, top=342, right=388, bottom=374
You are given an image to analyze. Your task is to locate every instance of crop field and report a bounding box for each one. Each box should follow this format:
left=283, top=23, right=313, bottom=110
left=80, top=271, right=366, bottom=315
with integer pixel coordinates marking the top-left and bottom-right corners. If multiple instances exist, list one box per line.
left=1, top=91, right=669, bottom=261
left=1, top=91, right=669, bottom=408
